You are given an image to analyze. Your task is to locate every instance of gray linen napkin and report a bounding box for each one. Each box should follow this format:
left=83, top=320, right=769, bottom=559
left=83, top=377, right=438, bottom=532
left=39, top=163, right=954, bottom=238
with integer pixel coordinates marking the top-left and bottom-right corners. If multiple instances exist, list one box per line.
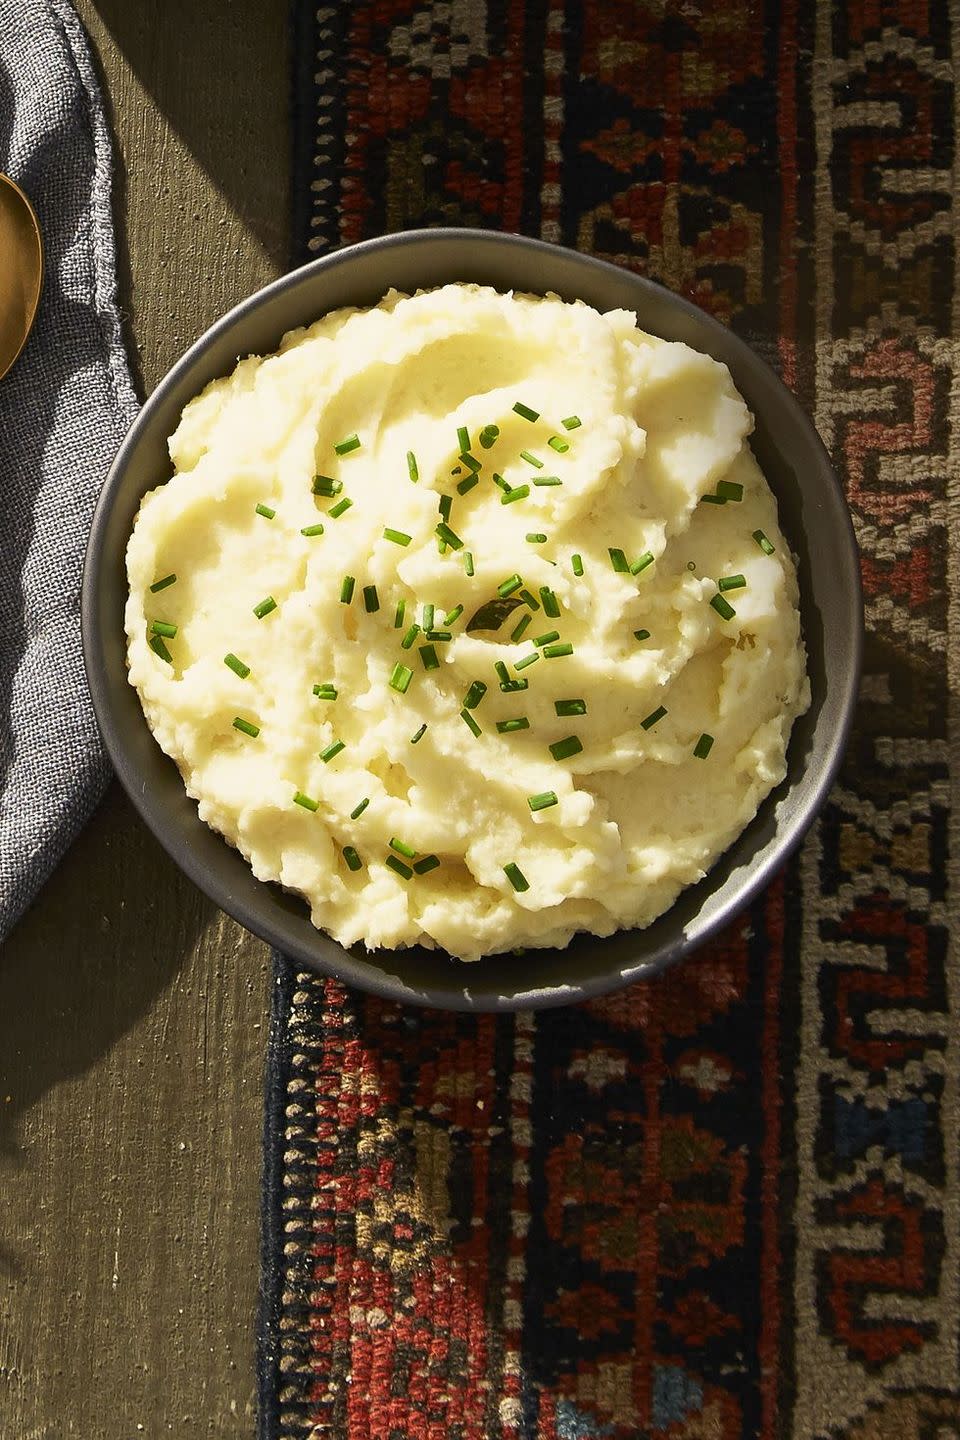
left=0, top=0, right=137, bottom=942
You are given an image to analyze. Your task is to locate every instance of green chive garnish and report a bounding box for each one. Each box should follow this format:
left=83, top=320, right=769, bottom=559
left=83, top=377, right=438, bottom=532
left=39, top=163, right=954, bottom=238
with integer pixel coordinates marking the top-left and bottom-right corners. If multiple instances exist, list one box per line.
left=718, top=574, right=746, bottom=592
left=256, top=503, right=276, bottom=519
left=561, top=415, right=581, bottom=430
left=528, top=791, right=558, bottom=812
left=492, top=473, right=511, bottom=493
left=463, top=680, right=487, bottom=709
left=363, top=585, right=380, bottom=613
left=701, top=494, right=727, bottom=505
left=293, top=791, right=318, bottom=812
left=548, top=436, right=569, bottom=453
left=479, top=424, right=500, bottom=449
left=501, top=485, right=530, bottom=505
left=151, top=620, right=178, bottom=638
left=497, top=717, right=529, bottom=733
left=526, top=533, right=547, bottom=544
left=457, top=424, right=470, bottom=452
left=439, top=495, right=453, bottom=523
left=550, top=735, right=583, bottom=761
left=435, top=522, right=464, bottom=550
left=694, top=733, right=715, bottom=759
left=464, top=551, right=475, bottom=577
left=253, top=597, right=277, bottom=619
left=513, top=402, right=540, bottom=422
left=425, top=630, right=452, bottom=642
left=608, top=548, right=630, bottom=573
left=511, top=613, right=532, bottom=643
left=334, top=433, right=360, bottom=455
left=533, top=475, right=562, bottom=487
left=407, top=451, right=419, bottom=482
left=383, top=527, right=412, bottom=547
left=571, top=554, right=584, bottom=576
left=343, top=845, right=363, bottom=871
left=394, top=599, right=406, bottom=628
left=543, top=642, right=573, bottom=658
left=555, top=698, right=586, bottom=716
left=339, top=576, right=355, bottom=605
left=233, top=716, right=260, bottom=738
left=534, top=630, right=559, bottom=647
left=443, top=604, right=463, bottom=627
left=540, top=587, right=560, bottom=618
left=389, top=663, right=413, bottom=694
left=717, top=479, right=744, bottom=501
left=460, top=708, right=482, bottom=737
left=414, top=854, right=440, bottom=874
left=149, top=635, right=173, bottom=663
left=320, top=740, right=345, bottom=763
left=520, top=451, right=543, bottom=469
left=410, top=723, right=427, bottom=744
left=385, top=855, right=413, bottom=880
left=459, top=452, right=482, bottom=474
left=498, top=574, right=524, bottom=598
left=519, top=589, right=540, bottom=610
left=313, top=476, right=342, bottom=497
left=422, top=603, right=435, bottom=631
left=494, top=661, right=511, bottom=685
left=515, top=651, right=539, bottom=671
left=419, top=644, right=439, bottom=671
left=634, top=629, right=651, bottom=641
left=711, top=594, right=736, bottom=620
left=457, top=473, right=479, bottom=495
left=401, top=623, right=420, bottom=649
left=150, top=573, right=177, bottom=593
left=313, top=683, right=337, bottom=700
left=224, top=653, right=250, bottom=679
left=329, top=497, right=352, bottom=519
left=390, top=836, right=417, bottom=859
left=504, top=862, right=529, bottom=892
left=350, top=797, right=370, bottom=819
left=301, top=522, right=325, bottom=536
left=754, top=529, right=775, bottom=555
left=631, top=552, right=654, bottom=576
left=641, top=706, right=667, bottom=730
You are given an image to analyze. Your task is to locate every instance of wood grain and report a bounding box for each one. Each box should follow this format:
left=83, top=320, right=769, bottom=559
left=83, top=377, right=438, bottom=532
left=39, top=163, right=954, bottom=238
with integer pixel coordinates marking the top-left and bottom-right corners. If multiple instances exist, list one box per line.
left=0, top=3, right=289, bottom=1434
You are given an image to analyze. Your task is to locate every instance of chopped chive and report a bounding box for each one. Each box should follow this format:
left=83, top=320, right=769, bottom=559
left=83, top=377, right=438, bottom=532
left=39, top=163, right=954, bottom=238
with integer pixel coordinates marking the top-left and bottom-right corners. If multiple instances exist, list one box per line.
left=343, top=845, right=363, bottom=872
left=534, top=630, right=559, bottom=647
left=150, top=573, right=177, bottom=593
left=540, top=587, right=560, bottom=618
left=339, top=576, right=355, bottom=605
left=494, top=661, right=511, bottom=685
left=710, top=593, right=736, bottom=620
left=555, top=698, right=586, bottom=717
left=479, top=424, right=500, bottom=449
left=500, top=679, right=529, bottom=693
left=422, top=603, right=435, bottom=631
left=497, top=717, right=530, bottom=733
left=464, top=551, right=475, bottom=577
left=718, top=573, right=747, bottom=592
left=463, top=680, right=488, bottom=709
left=150, top=619, right=178, bottom=638
left=753, top=529, right=775, bottom=555
left=548, top=436, right=570, bottom=453
left=350, top=797, right=370, bottom=819
left=407, top=451, right=419, bottom=482
left=631, top=551, right=655, bottom=576
left=439, top=494, right=453, bottom=522
left=641, top=706, right=667, bottom=730
left=717, top=479, right=744, bottom=501
left=561, top=415, right=581, bottom=431
left=460, top=708, right=482, bottom=737
left=363, top=585, right=380, bottom=613
left=543, top=642, right=573, bottom=658
left=634, top=629, right=651, bottom=642
left=436, top=522, right=464, bottom=550
left=313, top=475, right=342, bottom=497
left=410, top=722, right=428, bottom=744
left=520, top=451, right=544, bottom=469
left=528, top=791, right=559, bottom=812
left=419, top=644, right=440, bottom=671
left=550, top=735, right=583, bottom=761
left=384, top=527, right=412, bottom=547
left=571, top=554, right=584, bottom=576
left=526, top=533, right=548, bottom=544
left=301, top=522, right=325, bottom=536
left=224, top=653, right=250, bottom=679
left=533, top=475, right=562, bottom=487
left=320, top=740, right=345, bottom=763
left=515, top=651, right=540, bottom=671
left=513, top=401, right=540, bottom=422
left=459, top=452, right=482, bottom=474
left=389, top=662, right=413, bottom=694
left=519, top=589, right=540, bottom=611
left=694, top=733, right=715, bottom=759
left=334, top=433, right=360, bottom=455
left=701, top=494, right=727, bottom=505
left=233, top=716, right=260, bottom=738
left=443, top=604, right=463, bottom=627
left=385, top=854, right=413, bottom=880
left=401, top=622, right=421, bottom=650
left=390, top=836, right=417, bottom=859
left=457, top=472, right=479, bottom=495
left=312, top=683, right=337, bottom=699
left=253, top=596, right=277, bottom=619
left=329, top=497, right=353, bottom=519
left=255, top=503, right=276, bottom=520
left=492, top=473, right=511, bottom=493
left=498, top=574, right=524, bottom=598
left=425, top=630, right=452, bottom=642
left=504, top=862, right=529, bottom=892
left=414, top=854, right=440, bottom=875
left=501, top=484, right=530, bottom=506
left=394, top=599, right=406, bottom=628
left=608, top=548, right=630, bottom=573
left=293, top=791, right=318, bottom=812
left=149, top=635, right=173, bottom=663
left=511, top=613, right=532, bottom=643
left=457, top=424, right=470, bottom=452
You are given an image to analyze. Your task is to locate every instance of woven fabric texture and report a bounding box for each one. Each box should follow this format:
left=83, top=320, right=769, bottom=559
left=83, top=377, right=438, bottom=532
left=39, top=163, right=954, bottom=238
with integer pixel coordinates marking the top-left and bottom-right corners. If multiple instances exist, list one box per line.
left=0, top=0, right=137, bottom=942
left=262, top=3, right=960, bottom=1437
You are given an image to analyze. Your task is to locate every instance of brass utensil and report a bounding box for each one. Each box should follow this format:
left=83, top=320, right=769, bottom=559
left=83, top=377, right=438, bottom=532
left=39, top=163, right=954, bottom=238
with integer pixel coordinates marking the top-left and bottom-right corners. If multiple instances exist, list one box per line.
left=0, top=173, right=43, bottom=382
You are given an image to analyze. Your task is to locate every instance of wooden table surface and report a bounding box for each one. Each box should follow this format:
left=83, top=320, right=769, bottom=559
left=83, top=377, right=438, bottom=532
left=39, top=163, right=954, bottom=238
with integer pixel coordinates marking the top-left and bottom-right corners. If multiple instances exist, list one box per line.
left=1, top=4, right=290, bottom=1433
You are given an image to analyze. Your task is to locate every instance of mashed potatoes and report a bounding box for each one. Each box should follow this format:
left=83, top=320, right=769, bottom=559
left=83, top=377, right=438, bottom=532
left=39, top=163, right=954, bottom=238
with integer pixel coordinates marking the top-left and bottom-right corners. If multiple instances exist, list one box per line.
left=125, top=283, right=809, bottom=962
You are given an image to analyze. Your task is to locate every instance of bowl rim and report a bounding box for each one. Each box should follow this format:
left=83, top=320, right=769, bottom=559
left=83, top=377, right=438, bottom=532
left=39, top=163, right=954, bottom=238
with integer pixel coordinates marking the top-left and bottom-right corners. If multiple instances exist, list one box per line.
left=82, top=227, right=863, bottom=1010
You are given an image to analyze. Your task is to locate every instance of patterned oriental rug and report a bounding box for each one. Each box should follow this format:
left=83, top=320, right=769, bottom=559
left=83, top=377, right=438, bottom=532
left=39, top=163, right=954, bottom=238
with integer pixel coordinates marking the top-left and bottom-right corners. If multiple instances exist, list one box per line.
left=259, top=3, right=959, bottom=1437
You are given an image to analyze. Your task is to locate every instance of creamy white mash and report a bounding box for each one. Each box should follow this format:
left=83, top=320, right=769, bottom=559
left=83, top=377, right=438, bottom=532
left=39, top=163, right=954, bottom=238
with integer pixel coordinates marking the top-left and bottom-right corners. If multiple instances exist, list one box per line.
left=125, top=284, right=809, bottom=962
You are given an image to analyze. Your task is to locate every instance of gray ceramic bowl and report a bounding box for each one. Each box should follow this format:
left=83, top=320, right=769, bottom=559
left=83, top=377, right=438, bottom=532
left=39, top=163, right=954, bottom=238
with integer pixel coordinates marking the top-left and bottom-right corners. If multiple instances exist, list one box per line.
left=82, top=229, right=862, bottom=1010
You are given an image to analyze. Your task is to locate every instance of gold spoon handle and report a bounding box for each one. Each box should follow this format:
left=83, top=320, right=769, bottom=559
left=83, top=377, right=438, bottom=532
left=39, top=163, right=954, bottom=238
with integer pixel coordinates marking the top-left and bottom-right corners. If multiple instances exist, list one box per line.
left=0, top=173, right=44, bottom=382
